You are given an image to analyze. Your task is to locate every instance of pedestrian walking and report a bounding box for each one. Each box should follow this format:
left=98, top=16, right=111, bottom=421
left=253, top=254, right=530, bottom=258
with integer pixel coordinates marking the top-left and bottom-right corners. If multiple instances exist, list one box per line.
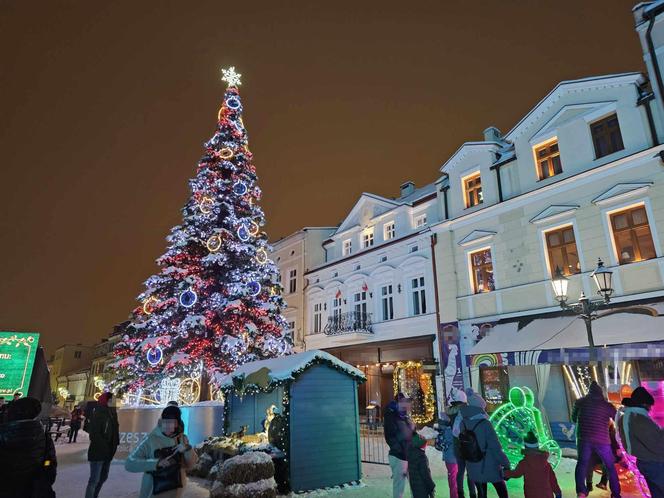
left=457, top=402, right=510, bottom=498
left=85, top=392, right=120, bottom=498
left=585, top=421, right=621, bottom=492
left=436, top=412, right=459, bottom=498
left=617, top=386, right=664, bottom=498
left=384, top=392, right=415, bottom=498
left=572, top=381, right=621, bottom=498
left=504, top=431, right=561, bottom=498
left=408, top=432, right=435, bottom=498
left=0, top=396, right=57, bottom=498
left=125, top=404, right=198, bottom=497
left=450, top=388, right=480, bottom=498
left=69, top=404, right=84, bottom=443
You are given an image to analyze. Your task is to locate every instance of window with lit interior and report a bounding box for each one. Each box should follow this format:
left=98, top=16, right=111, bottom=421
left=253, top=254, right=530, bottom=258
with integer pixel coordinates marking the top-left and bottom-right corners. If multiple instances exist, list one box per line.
left=545, top=225, right=580, bottom=276
left=610, top=205, right=656, bottom=265
left=464, top=173, right=483, bottom=208
left=534, top=139, right=562, bottom=180
left=470, top=248, right=495, bottom=293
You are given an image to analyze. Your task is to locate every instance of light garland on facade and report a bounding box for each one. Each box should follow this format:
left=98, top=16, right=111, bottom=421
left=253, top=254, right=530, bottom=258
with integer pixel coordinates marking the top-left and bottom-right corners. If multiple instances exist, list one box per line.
left=392, top=361, right=436, bottom=424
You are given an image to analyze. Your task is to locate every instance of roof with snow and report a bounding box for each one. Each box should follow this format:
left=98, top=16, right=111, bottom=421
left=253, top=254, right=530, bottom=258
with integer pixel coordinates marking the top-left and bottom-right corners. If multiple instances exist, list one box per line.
left=215, top=350, right=365, bottom=390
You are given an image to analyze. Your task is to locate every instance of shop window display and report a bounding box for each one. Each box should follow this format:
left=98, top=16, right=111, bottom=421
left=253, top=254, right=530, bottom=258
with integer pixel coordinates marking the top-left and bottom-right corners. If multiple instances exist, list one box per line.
left=393, top=361, right=436, bottom=424
left=479, top=366, right=509, bottom=413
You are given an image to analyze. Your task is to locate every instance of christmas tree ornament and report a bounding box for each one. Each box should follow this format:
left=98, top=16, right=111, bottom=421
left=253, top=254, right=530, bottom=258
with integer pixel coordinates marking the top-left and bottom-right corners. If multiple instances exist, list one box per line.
left=226, top=96, right=241, bottom=110
left=221, top=66, right=242, bottom=87
left=199, top=197, right=214, bottom=214
left=248, top=220, right=259, bottom=236
left=219, top=147, right=234, bottom=159
left=232, top=180, right=247, bottom=195
left=142, top=296, right=158, bottom=315
left=179, top=288, right=198, bottom=308
left=237, top=224, right=250, bottom=241
left=247, top=281, right=261, bottom=296
left=206, top=234, right=222, bottom=253
left=146, top=346, right=163, bottom=366
left=255, top=248, right=268, bottom=265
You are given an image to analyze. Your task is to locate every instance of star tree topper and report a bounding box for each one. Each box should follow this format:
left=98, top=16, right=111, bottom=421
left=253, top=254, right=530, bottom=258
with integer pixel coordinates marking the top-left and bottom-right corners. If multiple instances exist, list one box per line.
left=221, top=66, right=242, bottom=87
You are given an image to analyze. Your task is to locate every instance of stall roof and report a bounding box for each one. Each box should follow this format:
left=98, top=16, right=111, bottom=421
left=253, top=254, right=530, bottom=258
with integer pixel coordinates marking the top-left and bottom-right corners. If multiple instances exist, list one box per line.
left=469, top=307, right=664, bottom=357
left=214, top=350, right=365, bottom=390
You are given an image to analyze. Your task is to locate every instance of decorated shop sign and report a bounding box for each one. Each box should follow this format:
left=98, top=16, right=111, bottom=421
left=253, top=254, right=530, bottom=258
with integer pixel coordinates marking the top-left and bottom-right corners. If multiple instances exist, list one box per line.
left=0, top=332, right=39, bottom=398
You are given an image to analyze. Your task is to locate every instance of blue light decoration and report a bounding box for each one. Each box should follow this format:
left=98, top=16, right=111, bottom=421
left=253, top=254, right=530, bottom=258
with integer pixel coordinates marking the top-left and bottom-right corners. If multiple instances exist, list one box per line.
left=490, top=386, right=562, bottom=469
left=179, top=288, right=198, bottom=308
left=226, top=96, right=242, bottom=111
left=233, top=180, right=248, bottom=196
left=146, top=346, right=163, bottom=366
left=247, top=281, right=261, bottom=296
left=237, top=224, right=250, bottom=241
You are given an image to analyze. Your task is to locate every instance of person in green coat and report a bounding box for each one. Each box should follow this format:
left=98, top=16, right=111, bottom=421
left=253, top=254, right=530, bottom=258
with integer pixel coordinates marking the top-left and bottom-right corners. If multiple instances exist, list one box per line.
left=125, top=405, right=198, bottom=498
left=85, top=392, right=119, bottom=498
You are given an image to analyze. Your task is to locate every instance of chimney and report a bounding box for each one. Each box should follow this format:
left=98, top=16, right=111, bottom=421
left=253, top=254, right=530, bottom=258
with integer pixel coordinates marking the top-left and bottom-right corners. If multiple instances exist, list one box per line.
left=400, top=181, right=415, bottom=197
left=483, top=126, right=502, bottom=142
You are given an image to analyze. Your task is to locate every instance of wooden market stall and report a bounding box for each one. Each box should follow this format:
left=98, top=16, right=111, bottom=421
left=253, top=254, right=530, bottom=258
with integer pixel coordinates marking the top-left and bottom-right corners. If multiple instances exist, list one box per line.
left=217, top=350, right=365, bottom=493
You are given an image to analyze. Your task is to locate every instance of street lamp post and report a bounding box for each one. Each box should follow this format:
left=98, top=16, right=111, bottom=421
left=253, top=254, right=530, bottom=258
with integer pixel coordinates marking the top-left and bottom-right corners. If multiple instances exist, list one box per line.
left=550, top=258, right=614, bottom=385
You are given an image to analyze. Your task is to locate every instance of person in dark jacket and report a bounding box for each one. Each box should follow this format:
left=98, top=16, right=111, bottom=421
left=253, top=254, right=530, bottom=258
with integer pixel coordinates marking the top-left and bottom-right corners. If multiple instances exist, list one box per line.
left=0, top=397, right=7, bottom=424
left=408, top=432, right=435, bottom=498
left=69, top=404, right=84, bottom=443
left=572, top=381, right=621, bottom=498
left=504, top=431, right=561, bottom=498
left=618, top=387, right=664, bottom=498
left=85, top=392, right=120, bottom=498
left=384, top=392, right=415, bottom=498
left=0, top=396, right=56, bottom=498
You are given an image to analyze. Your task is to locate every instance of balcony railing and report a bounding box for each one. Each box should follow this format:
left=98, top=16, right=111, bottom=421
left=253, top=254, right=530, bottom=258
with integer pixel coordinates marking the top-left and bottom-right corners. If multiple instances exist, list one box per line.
left=324, top=311, right=373, bottom=336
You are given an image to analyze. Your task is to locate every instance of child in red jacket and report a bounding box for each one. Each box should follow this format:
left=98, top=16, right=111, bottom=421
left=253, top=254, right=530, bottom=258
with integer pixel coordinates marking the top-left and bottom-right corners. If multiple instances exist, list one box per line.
left=504, top=431, right=562, bottom=498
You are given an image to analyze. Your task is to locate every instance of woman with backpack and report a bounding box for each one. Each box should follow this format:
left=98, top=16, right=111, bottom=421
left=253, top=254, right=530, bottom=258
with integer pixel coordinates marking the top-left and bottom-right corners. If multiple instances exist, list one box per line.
left=457, top=402, right=510, bottom=498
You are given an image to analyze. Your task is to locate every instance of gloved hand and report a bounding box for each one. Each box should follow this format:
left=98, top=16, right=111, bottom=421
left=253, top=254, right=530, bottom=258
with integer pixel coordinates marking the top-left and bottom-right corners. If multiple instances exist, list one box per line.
left=175, top=443, right=190, bottom=453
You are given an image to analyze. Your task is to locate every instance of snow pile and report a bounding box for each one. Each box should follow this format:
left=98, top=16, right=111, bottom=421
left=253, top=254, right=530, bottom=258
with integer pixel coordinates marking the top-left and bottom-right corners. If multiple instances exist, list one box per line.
left=214, top=350, right=365, bottom=389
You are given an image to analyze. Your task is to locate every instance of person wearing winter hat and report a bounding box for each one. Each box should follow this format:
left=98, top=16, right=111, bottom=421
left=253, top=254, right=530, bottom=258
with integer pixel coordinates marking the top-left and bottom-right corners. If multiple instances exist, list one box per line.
left=0, top=397, right=57, bottom=498
left=504, top=431, right=561, bottom=498
left=448, top=387, right=478, bottom=498
left=384, top=392, right=415, bottom=498
left=465, top=387, right=488, bottom=410
left=407, top=432, right=435, bottom=498
left=572, top=381, right=621, bottom=498
left=85, top=392, right=119, bottom=498
left=125, top=404, right=198, bottom=497
left=617, top=386, right=664, bottom=498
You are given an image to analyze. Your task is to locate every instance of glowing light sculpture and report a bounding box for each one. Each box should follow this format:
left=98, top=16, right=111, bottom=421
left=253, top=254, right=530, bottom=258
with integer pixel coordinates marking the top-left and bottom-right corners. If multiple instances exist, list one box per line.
left=490, top=386, right=562, bottom=469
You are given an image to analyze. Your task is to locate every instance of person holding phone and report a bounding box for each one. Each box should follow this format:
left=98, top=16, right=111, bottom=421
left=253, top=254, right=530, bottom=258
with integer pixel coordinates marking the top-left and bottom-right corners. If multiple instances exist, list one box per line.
left=125, top=405, right=198, bottom=497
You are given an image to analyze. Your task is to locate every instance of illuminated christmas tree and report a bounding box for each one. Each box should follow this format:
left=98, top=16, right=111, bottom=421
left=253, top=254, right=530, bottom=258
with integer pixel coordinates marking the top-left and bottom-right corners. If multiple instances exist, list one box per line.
left=111, top=67, right=292, bottom=403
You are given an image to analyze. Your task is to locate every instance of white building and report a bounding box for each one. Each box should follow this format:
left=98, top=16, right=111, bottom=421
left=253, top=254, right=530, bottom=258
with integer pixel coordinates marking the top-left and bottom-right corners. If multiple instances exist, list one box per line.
left=271, top=227, right=335, bottom=351
left=304, top=182, right=442, bottom=423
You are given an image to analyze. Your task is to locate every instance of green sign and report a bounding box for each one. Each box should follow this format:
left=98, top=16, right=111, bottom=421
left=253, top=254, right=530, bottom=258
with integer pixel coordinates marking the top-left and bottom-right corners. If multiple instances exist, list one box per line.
left=0, top=332, right=39, bottom=398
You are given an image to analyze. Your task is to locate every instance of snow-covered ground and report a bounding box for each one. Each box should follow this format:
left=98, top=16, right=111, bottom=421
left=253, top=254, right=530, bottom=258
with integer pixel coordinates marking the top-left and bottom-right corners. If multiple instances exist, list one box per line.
left=53, top=434, right=643, bottom=497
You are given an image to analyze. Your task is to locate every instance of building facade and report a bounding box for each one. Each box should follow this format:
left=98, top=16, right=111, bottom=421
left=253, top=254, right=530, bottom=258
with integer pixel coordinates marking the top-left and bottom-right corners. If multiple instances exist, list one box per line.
left=271, top=228, right=335, bottom=351
left=428, top=2, right=664, bottom=432
left=303, top=182, right=442, bottom=423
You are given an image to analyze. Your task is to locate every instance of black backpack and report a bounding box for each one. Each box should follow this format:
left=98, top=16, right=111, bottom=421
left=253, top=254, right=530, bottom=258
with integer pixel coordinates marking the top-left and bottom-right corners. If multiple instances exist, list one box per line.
left=458, top=419, right=487, bottom=463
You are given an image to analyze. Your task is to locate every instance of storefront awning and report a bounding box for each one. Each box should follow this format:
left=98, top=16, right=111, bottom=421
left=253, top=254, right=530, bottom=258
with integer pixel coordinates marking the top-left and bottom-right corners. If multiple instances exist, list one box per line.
left=467, top=307, right=664, bottom=366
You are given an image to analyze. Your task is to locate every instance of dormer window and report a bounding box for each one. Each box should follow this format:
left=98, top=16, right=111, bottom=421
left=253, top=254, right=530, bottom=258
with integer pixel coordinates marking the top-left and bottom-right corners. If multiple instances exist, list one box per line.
left=534, top=139, right=562, bottom=180
left=414, top=214, right=427, bottom=228
left=363, top=229, right=374, bottom=249
left=384, top=221, right=396, bottom=240
left=343, top=239, right=352, bottom=256
left=463, top=172, right=483, bottom=208
left=591, top=113, right=624, bottom=159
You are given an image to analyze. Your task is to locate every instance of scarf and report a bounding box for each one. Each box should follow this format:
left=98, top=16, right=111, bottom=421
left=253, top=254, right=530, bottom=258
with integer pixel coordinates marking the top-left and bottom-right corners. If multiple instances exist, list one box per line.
left=622, top=406, right=650, bottom=455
